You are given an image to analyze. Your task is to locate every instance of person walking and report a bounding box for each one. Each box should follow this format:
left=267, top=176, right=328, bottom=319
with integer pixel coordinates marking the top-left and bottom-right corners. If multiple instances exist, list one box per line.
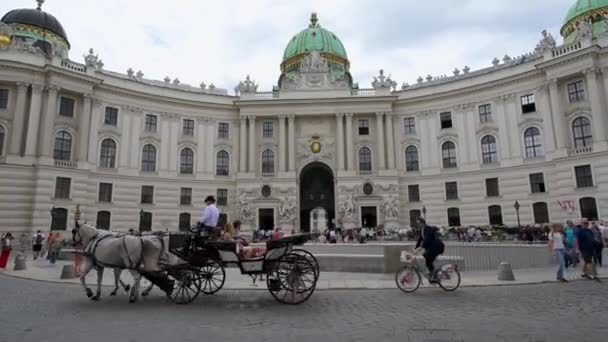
left=32, top=230, right=44, bottom=260
left=563, top=220, right=578, bottom=270
left=591, top=223, right=604, bottom=268
left=48, top=232, right=64, bottom=264
left=0, top=232, right=14, bottom=269
left=576, top=218, right=600, bottom=281
left=549, top=224, right=567, bottom=282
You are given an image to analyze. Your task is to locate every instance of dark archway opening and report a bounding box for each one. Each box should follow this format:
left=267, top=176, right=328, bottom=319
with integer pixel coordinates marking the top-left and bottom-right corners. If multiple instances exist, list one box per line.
left=299, top=162, right=335, bottom=232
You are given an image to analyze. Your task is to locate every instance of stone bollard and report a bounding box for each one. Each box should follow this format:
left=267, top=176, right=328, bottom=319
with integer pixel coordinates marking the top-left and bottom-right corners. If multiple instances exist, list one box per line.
left=13, top=253, right=27, bottom=271
left=60, top=264, right=76, bottom=279
left=497, top=262, right=515, bottom=281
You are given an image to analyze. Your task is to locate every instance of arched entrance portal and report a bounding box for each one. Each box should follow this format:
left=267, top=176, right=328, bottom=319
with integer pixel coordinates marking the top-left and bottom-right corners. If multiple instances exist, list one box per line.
left=299, top=162, right=335, bottom=232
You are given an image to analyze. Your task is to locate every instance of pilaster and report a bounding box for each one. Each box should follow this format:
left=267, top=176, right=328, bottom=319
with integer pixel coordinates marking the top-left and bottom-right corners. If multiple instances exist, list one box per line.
left=24, top=85, right=43, bottom=157
left=9, top=82, right=29, bottom=156
left=288, top=114, right=296, bottom=172
left=239, top=117, right=247, bottom=173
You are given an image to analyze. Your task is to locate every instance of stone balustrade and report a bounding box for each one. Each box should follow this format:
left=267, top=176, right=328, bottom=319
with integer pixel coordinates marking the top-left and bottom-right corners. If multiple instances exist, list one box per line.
left=552, top=41, right=582, bottom=58
left=60, top=59, right=87, bottom=73
left=53, top=160, right=77, bottom=169
left=568, top=145, right=593, bottom=156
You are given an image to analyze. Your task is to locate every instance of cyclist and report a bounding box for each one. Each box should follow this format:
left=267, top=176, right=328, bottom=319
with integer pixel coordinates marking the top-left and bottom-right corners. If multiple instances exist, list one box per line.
left=415, top=218, right=445, bottom=282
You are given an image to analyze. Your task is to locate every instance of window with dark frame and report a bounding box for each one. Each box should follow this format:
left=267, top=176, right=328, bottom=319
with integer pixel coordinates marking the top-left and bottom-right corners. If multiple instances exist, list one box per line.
left=485, top=178, right=500, bottom=197
left=488, top=205, right=503, bottom=225
left=445, top=182, right=459, bottom=200
left=54, top=177, right=71, bottom=199
left=262, top=121, right=273, bottom=138
left=141, top=185, right=154, bottom=204
left=575, top=165, right=593, bottom=188
left=262, top=149, right=274, bottom=174
left=358, top=119, right=369, bottom=135
left=405, top=146, right=419, bottom=172
left=521, top=94, right=536, bottom=113
left=218, top=122, right=230, bottom=139
left=442, top=142, right=457, bottom=168
left=59, top=97, right=75, bottom=117
left=144, top=114, right=157, bottom=132
left=98, top=183, right=113, bottom=203
left=447, top=208, right=461, bottom=227
left=0, top=89, right=9, bottom=109
left=529, top=173, right=546, bottom=193
left=139, top=212, right=152, bottom=232
left=524, top=127, right=543, bottom=158
left=409, top=210, right=422, bottom=228
left=183, top=119, right=194, bottom=136
left=179, top=213, right=191, bottom=231
left=572, top=117, right=592, bottom=148
left=479, top=104, right=492, bottom=123
left=358, top=147, right=372, bottom=172
left=440, top=112, right=452, bottom=129
left=403, top=117, right=416, bottom=135
left=408, top=185, right=420, bottom=202
left=180, top=187, right=192, bottom=206
left=216, top=150, right=230, bottom=176
left=180, top=148, right=194, bottom=174
left=481, top=135, right=498, bottom=164
left=533, top=202, right=550, bottom=224
left=217, top=189, right=228, bottom=206
left=141, top=144, right=156, bottom=172
left=104, top=107, right=118, bottom=126
left=567, top=81, right=585, bottom=103
left=100, top=139, right=116, bottom=168
left=53, top=131, right=72, bottom=161
left=0, top=126, right=5, bottom=156
left=96, top=211, right=111, bottom=230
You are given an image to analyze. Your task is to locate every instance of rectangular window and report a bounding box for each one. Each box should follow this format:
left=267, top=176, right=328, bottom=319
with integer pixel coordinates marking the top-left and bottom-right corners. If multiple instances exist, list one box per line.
left=104, top=107, right=118, bottom=126
left=59, top=97, right=75, bottom=117
left=180, top=187, right=192, bottom=206
left=358, top=119, right=369, bottom=135
left=440, top=112, right=452, bottom=129
left=575, top=165, right=594, bottom=188
left=479, top=104, right=492, bottom=123
left=568, top=81, right=585, bottom=103
left=218, top=122, right=229, bottom=139
left=445, top=182, right=459, bottom=200
left=0, top=89, right=8, bottom=109
left=521, top=94, right=536, bottom=114
left=54, top=177, right=71, bottom=199
left=408, top=185, right=420, bottom=202
left=262, top=121, right=273, bottom=138
left=447, top=208, right=461, bottom=227
left=217, top=189, right=228, bottom=206
left=183, top=119, right=194, bottom=136
left=98, top=183, right=113, bottom=203
left=403, top=117, right=416, bottom=135
left=141, top=185, right=154, bottom=204
left=529, top=173, right=546, bottom=193
left=144, top=114, right=157, bottom=133
left=485, top=178, right=500, bottom=197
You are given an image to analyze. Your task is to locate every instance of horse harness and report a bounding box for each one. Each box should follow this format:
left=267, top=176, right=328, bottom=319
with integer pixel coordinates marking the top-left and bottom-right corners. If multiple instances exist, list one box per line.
left=84, top=234, right=144, bottom=270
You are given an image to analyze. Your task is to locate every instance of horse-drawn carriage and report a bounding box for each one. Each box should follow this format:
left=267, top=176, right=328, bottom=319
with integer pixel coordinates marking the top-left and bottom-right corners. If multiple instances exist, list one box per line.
left=140, top=231, right=320, bottom=305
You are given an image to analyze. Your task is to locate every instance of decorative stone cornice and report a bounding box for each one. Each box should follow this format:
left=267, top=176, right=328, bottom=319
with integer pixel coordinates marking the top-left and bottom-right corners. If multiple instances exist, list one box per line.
left=335, top=112, right=345, bottom=118
left=46, top=84, right=61, bottom=93
left=277, top=114, right=287, bottom=119
left=375, top=112, right=385, bottom=117
left=82, top=93, right=93, bottom=101
left=455, top=103, right=474, bottom=112
left=31, top=84, right=44, bottom=95
left=16, top=82, right=29, bottom=89
left=287, top=114, right=295, bottom=120
left=344, top=113, right=354, bottom=118
left=196, top=116, right=210, bottom=124
left=120, top=105, right=143, bottom=113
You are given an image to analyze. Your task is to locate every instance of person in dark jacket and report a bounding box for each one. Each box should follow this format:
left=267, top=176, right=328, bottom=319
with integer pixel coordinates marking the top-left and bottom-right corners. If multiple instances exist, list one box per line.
left=415, top=218, right=445, bottom=281
left=576, top=218, right=599, bottom=281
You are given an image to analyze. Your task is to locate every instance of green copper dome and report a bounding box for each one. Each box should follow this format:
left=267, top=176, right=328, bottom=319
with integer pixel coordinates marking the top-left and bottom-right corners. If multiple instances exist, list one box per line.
left=281, top=13, right=349, bottom=72
left=561, top=0, right=608, bottom=41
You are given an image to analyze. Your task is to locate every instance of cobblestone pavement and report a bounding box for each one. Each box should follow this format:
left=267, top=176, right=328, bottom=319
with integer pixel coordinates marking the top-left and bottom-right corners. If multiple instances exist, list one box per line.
left=0, top=274, right=606, bottom=342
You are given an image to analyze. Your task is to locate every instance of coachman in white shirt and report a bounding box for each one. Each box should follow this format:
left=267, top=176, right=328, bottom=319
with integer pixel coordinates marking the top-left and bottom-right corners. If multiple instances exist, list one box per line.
left=198, top=195, right=220, bottom=235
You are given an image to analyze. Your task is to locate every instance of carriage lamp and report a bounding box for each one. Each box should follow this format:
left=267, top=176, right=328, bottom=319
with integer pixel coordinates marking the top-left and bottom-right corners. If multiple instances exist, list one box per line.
left=514, top=201, right=521, bottom=228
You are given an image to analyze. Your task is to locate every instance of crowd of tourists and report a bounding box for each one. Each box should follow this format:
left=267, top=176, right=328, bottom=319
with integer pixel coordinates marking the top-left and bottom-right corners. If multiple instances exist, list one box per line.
left=0, top=230, right=66, bottom=269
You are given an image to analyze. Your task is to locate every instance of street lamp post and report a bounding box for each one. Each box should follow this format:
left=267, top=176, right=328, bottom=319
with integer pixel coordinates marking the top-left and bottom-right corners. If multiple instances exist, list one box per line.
left=422, top=206, right=427, bottom=219
left=50, top=206, right=56, bottom=231
left=514, top=201, right=521, bottom=228
left=139, top=209, right=144, bottom=231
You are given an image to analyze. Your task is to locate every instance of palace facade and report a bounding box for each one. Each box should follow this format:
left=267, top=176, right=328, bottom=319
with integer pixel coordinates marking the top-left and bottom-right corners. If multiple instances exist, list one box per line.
left=0, top=1, right=607, bottom=233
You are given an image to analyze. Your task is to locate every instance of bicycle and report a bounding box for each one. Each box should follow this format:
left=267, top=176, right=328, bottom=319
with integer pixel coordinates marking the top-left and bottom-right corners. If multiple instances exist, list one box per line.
left=395, top=248, right=461, bottom=293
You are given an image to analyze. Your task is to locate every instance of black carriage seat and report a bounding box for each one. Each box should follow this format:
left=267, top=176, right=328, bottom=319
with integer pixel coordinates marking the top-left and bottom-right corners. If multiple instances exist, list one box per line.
left=266, top=233, right=310, bottom=250
left=205, top=240, right=238, bottom=253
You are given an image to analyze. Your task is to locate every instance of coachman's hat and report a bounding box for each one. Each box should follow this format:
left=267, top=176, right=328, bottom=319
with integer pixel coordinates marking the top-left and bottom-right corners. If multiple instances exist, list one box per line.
left=204, top=195, right=216, bottom=203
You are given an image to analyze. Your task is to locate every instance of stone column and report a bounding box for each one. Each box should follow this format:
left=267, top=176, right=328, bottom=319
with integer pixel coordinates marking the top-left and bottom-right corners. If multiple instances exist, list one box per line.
left=248, top=115, right=256, bottom=173
left=376, top=112, right=386, bottom=170
left=197, top=117, right=207, bottom=172
left=464, top=105, right=478, bottom=165
left=170, top=115, right=180, bottom=172
left=385, top=112, right=396, bottom=169
left=454, top=106, right=469, bottom=164
left=239, top=117, right=247, bottom=173
left=39, top=85, right=59, bottom=158
left=536, top=84, right=556, bottom=153
left=88, top=99, right=103, bottom=165
left=231, top=120, right=240, bottom=174
left=9, top=82, right=29, bottom=156
left=336, top=113, right=345, bottom=170
left=77, top=94, right=92, bottom=162
left=278, top=115, right=287, bottom=172
left=504, top=95, right=521, bottom=158
left=206, top=118, right=215, bottom=174
left=24, top=85, right=43, bottom=157
left=548, top=80, right=567, bottom=150
left=494, top=98, right=511, bottom=159
left=345, top=113, right=354, bottom=170
left=584, top=68, right=608, bottom=144
left=288, top=115, right=296, bottom=171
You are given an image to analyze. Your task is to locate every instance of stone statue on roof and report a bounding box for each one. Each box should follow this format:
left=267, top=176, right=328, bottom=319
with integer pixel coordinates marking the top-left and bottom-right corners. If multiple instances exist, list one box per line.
left=576, top=20, right=593, bottom=43
left=538, top=30, right=556, bottom=52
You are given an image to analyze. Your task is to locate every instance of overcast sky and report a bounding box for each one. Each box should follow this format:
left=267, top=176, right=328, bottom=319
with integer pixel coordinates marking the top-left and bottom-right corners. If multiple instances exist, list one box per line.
left=2, top=0, right=576, bottom=93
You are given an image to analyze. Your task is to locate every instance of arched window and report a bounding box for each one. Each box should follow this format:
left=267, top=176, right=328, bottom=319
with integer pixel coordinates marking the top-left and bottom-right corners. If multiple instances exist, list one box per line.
left=99, top=139, right=116, bottom=168
left=524, top=127, right=543, bottom=158
left=572, top=117, right=592, bottom=148
left=441, top=142, right=457, bottom=168
left=0, top=126, right=5, bottom=156
left=488, top=205, right=503, bottom=225
left=533, top=202, right=550, bottom=224
left=141, top=144, right=156, bottom=172
left=262, top=149, right=274, bottom=175
left=50, top=208, right=68, bottom=231
left=579, top=197, right=598, bottom=221
left=358, top=147, right=372, bottom=173
left=53, top=131, right=72, bottom=161
left=96, top=211, right=111, bottom=230
left=180, top=148, right=194, bottom=174
left=481, top=135, right=497, bottom=164
left=216, top=150, right=230, bottom=176
left=139, top=212, right=152, bottom=232
left=179, top=213, right=191, bottom=231
left=405, top=146, right=419, bottom=172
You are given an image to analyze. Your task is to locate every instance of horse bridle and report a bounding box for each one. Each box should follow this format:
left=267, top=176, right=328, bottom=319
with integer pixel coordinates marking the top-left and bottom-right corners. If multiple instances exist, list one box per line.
left=72, top=221, right=87, bottom=246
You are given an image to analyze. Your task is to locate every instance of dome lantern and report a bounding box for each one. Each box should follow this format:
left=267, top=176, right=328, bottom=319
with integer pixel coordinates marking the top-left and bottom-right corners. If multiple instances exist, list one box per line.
left=561, top=0, right=608, bottom=43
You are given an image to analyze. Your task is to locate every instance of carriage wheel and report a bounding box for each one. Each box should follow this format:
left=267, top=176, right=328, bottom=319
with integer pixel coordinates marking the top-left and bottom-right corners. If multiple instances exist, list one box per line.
left=166, top=268, right=202, bottom=305
left=292, top=249, right=320, bottom=280
left=267, top=253, right=317, bottom=305
left=199, top=260, right=225, bottom=295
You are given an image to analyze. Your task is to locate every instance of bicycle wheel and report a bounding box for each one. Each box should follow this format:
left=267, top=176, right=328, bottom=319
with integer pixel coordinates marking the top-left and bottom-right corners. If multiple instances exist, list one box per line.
left=395, top=265, right=421, bottom=293
left=437, top=263, right=461, bottom=292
